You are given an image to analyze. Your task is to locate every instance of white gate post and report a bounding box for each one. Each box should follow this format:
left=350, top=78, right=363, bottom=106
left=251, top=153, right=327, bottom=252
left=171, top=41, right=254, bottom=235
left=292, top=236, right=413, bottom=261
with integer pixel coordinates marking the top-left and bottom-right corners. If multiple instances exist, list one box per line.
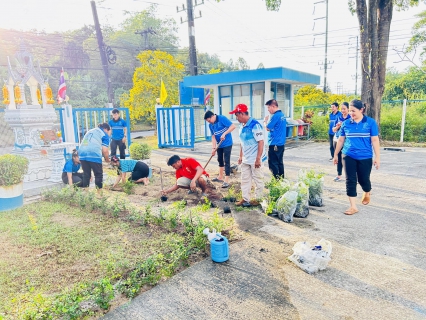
left=400, top=99, right=407, bottom=143
left=62, top=104, right=77, bottom=153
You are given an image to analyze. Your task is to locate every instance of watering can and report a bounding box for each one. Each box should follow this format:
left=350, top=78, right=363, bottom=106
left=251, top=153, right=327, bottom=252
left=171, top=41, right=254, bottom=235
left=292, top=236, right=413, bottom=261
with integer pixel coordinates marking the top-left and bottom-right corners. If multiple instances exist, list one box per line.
left=203, top=228, right=229, bottom=263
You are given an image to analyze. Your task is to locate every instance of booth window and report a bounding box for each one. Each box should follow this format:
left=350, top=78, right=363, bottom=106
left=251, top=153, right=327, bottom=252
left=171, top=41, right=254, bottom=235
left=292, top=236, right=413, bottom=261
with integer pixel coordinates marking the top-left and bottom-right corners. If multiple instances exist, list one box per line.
left=271, top=82, right=291, bottom=117
left=233, top=84, right=250, bottom=112
left=252, top=83, right=265, bottom=119
left=219, top=86, right=232, bottom=119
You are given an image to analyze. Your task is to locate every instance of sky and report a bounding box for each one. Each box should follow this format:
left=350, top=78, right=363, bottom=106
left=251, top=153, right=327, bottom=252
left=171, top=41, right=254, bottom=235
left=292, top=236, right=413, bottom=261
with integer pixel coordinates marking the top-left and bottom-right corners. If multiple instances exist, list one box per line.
left=1, top=0, right=425, bottom=94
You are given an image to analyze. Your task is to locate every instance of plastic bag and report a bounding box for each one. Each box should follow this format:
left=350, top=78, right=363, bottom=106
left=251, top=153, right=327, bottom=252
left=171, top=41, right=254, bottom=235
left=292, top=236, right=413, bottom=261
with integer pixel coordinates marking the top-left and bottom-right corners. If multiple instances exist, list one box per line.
left=292, top=182, right=310, bottom=218
left=298, top=169, right=324, bottom=207
left=276, top=191, right=298, bottom=223
left=288, top=239, right=332, bottom=274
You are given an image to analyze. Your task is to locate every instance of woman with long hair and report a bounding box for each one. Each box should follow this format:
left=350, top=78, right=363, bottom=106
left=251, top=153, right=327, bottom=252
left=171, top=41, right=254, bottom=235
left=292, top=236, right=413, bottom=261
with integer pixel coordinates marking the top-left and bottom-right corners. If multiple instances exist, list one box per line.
left=333, top=100, right=380, bottom=215
left=332, top=102, right=351, bottom=182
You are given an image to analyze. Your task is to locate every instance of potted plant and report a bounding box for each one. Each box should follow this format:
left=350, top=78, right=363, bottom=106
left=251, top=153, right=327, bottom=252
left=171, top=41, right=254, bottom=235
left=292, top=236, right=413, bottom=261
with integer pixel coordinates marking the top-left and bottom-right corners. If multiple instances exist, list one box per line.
left=0, top=154, right=29, bottom=211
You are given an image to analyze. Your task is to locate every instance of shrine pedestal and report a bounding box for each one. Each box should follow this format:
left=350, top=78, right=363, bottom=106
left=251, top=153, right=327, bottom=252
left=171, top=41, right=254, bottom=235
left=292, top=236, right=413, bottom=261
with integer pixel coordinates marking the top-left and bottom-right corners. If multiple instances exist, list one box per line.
left=41, top=142, right=76, bottom=182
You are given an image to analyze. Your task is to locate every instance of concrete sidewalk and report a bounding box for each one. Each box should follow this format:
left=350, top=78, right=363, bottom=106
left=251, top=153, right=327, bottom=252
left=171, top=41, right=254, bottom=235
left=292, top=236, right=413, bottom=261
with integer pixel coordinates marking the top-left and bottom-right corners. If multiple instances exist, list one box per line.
left=103, top=142, right=426, bottom=320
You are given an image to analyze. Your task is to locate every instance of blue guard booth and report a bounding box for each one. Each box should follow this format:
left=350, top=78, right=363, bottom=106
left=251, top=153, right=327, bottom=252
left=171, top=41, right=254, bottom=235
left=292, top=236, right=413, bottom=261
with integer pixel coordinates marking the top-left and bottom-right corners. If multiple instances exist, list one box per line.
left=182, top=67, right=320, bottom=144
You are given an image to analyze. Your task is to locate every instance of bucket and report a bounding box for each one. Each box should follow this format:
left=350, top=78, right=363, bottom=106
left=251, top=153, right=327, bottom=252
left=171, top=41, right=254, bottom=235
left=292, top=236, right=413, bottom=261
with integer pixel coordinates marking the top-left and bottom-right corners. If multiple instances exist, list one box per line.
left=210, top=234, right=229, bottom=263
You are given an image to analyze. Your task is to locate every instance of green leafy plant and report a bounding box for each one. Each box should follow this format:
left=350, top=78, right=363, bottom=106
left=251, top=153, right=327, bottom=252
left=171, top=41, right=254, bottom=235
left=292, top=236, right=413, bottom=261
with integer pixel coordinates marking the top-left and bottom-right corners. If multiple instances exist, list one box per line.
left=122, top=180, right=136, bottom=195
left=0, top=154, right=29, bottom=186
left=129, top=142, right=151, bottom=160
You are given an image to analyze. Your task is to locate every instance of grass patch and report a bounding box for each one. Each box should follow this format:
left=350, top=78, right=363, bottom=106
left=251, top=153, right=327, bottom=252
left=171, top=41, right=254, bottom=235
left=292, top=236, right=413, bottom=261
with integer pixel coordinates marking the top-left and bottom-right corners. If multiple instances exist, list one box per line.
left=131, top=135, right=158, bottom=150
left=0, top=188, right=234, bottom=319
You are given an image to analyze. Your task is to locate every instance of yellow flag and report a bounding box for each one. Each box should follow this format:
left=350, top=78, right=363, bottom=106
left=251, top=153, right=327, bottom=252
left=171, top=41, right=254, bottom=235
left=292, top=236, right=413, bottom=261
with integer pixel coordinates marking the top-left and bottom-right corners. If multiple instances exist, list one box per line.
left=160, top=80, right=168, bottom=104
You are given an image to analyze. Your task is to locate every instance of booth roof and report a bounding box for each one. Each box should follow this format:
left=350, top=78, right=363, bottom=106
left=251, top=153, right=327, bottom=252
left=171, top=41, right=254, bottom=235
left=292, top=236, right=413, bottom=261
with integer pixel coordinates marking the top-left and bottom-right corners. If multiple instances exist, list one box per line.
left=182, top=67, right=320, bottom=88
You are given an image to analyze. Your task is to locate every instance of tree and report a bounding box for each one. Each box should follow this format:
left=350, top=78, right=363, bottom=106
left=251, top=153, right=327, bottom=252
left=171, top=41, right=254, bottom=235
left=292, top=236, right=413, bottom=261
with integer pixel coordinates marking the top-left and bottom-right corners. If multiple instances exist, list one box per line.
left=122, top=50, right=184, bottom=124
left=222, top=0, right=424, bottom=126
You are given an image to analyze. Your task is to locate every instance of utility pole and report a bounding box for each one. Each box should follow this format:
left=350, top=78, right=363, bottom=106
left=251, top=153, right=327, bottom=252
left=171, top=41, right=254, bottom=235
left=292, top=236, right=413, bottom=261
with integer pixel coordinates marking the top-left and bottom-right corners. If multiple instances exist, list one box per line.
left=135, top=27, right=157, bottom=51
left=91, top=0, right=113, bottom=105
left=313, top=0, right=333, bottom=93
left=349, top=36, right=360, bottom=95
left=178, top=0, right=203, bottom=75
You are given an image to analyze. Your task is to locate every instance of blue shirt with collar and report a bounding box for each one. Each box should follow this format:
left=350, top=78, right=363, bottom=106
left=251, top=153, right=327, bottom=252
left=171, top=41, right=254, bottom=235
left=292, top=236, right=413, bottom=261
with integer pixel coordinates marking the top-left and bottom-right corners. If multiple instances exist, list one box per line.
left=109, top=118, right=127, bottom=140
left=63, top=160, right=80, bottom=173
left=209, top=114, right=233, bottom=148
left=340, top=115, right=379, bottom=160
left=78, top=127, right=110, bottom=163
left=239, top=117, right=267, bottom=164
left=335, top=113, right=351, bottom=138
left=329, top=111, right=342, bottom=135
left=266, top=110, right=287, bottom=146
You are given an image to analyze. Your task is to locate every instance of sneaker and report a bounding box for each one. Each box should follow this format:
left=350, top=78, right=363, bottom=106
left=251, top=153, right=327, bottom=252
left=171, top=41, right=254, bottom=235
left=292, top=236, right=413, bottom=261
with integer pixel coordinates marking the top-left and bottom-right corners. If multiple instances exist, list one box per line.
left=329, top=158, right=333, bottom=162
left=221, top=182, right=230, bottom=188
left=333, top=176, right=342, bottom=182
left=235, top=199, right=246, bottom=206
left=212, top=177, right=224, bottom=182
left=201, top=193, right=208, bottom=198
left=249, top=199, right=260, bottom=206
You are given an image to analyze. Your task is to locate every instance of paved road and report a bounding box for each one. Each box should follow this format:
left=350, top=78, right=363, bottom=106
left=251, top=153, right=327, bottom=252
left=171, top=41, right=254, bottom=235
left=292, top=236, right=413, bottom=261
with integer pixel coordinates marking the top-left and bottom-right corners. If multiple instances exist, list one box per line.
left=104, top=142, right=426, bottom=320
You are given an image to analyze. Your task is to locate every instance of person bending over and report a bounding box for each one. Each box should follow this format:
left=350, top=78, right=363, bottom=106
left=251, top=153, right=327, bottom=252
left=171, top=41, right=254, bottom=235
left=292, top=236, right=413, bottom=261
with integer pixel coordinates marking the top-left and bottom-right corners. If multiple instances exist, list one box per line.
left=162, top=155, right=209, bottom=197
left=110, top=156, right=152, bottom=188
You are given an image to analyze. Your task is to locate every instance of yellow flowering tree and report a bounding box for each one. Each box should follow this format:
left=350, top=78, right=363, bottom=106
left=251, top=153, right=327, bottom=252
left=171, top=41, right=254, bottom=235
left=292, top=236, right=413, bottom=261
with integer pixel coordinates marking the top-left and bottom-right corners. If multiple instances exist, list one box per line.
left=123, top=50, right=184, bottom=124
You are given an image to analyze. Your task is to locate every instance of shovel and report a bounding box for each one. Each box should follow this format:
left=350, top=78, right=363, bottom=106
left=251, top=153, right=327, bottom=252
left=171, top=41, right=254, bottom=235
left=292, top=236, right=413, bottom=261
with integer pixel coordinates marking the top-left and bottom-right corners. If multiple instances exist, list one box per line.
left=151, top=165, right=167, bottom=201
left=203, top=139, right=223, bottom=170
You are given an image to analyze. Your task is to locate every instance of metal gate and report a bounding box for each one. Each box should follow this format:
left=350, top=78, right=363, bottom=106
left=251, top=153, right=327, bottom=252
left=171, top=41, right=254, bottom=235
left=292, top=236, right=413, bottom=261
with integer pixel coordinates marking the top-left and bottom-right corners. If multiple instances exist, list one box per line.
left=156, top=106, right=209, bottom=149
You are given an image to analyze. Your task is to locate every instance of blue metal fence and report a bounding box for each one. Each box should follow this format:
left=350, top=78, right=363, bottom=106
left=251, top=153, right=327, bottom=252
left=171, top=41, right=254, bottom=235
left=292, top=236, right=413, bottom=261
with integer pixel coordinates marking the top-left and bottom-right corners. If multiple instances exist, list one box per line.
left=157, top=107, right=195, bottom=149
left=72, top=107, right=131, bottom=147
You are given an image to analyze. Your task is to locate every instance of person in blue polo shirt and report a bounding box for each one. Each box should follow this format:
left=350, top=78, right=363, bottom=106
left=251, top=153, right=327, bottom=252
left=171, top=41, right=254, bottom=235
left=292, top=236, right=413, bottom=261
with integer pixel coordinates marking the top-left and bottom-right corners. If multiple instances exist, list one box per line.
left=264, top=99, right=287, bottom=179
left=328, top=102, right=342, bottom=161
left=62, top=149, right=84, bottom=187
left=110, top=156, right=152, bottom=188
left=204, top=110, right=236, bottom=188
left=109, top=108, right=128, bottom=159
left=78, top=123, right=111, bottom=189
left=333, top=99, right=381, bottom=215
left=332, top=102, right=351, bottom=182
left=231, top=104, right=267, bottom=208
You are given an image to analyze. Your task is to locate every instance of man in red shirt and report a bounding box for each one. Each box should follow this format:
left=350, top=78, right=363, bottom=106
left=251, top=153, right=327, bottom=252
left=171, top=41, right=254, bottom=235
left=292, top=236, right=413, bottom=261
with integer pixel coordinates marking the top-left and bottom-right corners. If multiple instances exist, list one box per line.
left=162, top=155, right=209, bottom=197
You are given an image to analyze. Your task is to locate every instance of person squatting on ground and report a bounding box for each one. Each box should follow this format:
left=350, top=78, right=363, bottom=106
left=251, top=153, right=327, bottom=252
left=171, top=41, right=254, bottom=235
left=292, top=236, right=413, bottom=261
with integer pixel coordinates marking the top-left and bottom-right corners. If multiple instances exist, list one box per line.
left=109, top=108, right=127, bottom=159
left=110, top=155, right=152, bottom=188
left=204, top=110, right=236, bottom=188
left=231, top=104, right=267, bottom=207
left=333, top=99, right=381, bottom=215
left=332, top=102, right=351, bottom=182
left=78, top=123, right=111, bottom=189
left=62, top=149, right=84, bottom=187
left=162, top=155, right=209, bottom=197
left=264, top=99, right=287, bottom=179
left=328, top=102, right=342, bottom=161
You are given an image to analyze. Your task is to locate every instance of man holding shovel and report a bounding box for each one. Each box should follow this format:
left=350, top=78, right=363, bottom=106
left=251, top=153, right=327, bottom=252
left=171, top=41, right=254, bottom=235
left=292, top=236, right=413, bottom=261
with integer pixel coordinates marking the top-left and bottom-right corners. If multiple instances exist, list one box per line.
left=162, top=155, right=209, bottom=197
left=204, top=110, right=236, bottom=188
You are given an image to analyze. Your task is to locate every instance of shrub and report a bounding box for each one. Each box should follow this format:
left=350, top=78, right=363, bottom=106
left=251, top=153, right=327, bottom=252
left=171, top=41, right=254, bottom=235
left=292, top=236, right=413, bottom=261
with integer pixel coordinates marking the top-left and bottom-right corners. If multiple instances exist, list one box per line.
left=0, top=154, right=29, bottom=186
left=309, top=114, right=329, bottom=141
left=129, top=142, right=151, bottom=160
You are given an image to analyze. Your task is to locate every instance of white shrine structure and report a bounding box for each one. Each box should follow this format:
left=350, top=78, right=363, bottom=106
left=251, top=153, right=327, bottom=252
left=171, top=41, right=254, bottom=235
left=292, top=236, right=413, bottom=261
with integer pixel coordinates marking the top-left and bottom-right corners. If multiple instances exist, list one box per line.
left=3, top=45, right=75, bottom=183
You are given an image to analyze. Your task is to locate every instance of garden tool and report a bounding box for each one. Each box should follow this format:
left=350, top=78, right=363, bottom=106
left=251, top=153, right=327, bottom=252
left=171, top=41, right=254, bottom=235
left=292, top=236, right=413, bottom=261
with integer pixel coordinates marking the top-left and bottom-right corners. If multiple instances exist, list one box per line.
left=203, top=139, right=223, bottom=170
left=151, top=165, right=167, bottom=201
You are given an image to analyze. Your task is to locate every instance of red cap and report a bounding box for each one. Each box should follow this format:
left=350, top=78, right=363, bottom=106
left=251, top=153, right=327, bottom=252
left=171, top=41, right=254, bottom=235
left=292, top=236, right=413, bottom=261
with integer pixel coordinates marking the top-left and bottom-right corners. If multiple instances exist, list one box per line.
left=229, top=104, right=248, bottom=114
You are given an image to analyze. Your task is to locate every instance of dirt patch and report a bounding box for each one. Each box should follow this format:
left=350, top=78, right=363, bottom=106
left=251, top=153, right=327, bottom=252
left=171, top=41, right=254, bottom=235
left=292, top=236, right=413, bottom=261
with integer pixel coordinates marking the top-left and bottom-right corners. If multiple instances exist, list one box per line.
left=50, top=211, right=83, bottom=228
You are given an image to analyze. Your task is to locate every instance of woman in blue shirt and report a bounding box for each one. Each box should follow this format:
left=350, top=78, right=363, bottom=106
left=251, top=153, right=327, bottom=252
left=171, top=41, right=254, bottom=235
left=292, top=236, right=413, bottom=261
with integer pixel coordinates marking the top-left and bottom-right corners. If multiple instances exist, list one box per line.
left=62, top=149, right=83, bottom=187
left=333, top=99, right=381, bottom=215
left=110, top=156, right=152, bottom=188
left=328, top=102, right=342, bottom=161
left=332, top=102, right=351, bottom=182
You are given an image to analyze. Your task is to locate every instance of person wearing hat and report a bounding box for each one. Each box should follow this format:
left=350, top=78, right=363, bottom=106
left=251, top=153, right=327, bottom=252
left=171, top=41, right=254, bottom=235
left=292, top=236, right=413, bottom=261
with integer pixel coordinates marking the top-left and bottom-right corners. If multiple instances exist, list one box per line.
left=204, top=110, right=236, bottom=188
left=110, top=156, right=152, bottom=188
left=162, top=155, right=209, bottom=197
left=109, top=108, right=128, bottom=160
left=230, top=103, right=267, bottom=207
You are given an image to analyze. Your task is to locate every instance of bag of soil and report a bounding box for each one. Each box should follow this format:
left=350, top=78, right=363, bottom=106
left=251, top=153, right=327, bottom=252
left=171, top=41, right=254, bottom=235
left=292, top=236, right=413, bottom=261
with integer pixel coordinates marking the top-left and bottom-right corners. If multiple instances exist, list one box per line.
left=298, top=169, right=325, bottom=207
left=292, top=181, right=310, bottom=218
left=275, top=191, right=298, bottom=223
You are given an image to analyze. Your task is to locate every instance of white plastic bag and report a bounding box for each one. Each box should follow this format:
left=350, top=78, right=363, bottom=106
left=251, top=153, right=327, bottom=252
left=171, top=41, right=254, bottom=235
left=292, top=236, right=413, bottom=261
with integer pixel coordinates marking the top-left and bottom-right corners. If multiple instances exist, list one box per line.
left=288, top=239, right=332, bottom=274
left=276, top=191, right=298, bottom=223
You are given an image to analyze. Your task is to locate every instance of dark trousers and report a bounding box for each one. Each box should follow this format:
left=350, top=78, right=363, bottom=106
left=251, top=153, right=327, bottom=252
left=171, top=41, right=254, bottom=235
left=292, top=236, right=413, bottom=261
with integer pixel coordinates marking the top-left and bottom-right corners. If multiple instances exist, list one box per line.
left=329, top=134, right=335, bottom=158
left=333, top=141, right=343, bottom=175
left=80, top=160, right=103, bottom=189
left=343, top=155, right=373, bottom=197
left=217, top=146, right=232, bottom=176
left=111, top=139, right=126, bottom=159
left=268, top=145, right=285, bottom=179
left=61, top=172, right=84, bottom=187
left=130, top=161, right=149, bottom=181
